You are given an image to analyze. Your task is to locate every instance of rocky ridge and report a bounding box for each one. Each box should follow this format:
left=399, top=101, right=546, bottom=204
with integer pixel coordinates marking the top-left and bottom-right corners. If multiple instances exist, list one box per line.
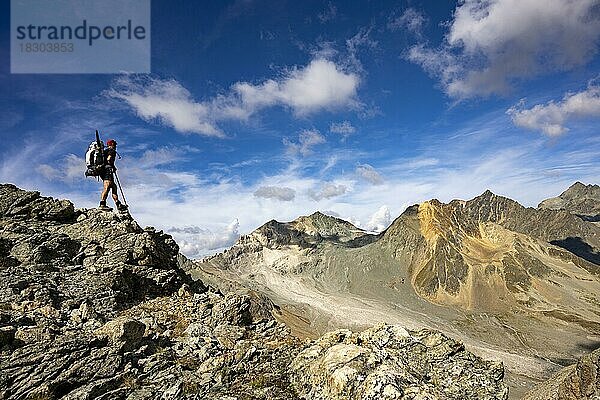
left=0, top=184, right=508, bottom=399
left=522, top=347, right=600, bottom=400
left=539, top=182, right=600, bottom=222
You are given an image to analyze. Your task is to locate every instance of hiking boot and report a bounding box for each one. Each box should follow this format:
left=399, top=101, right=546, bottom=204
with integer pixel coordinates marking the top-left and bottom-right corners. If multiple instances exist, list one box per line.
left=98, top=205, right=112, bottom=211
left=116, top=203, right=129, bottom=212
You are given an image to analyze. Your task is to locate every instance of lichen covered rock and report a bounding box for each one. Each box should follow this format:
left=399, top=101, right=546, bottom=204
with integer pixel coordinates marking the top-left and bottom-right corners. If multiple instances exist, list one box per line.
left=291, top=323, right=508, bottom=400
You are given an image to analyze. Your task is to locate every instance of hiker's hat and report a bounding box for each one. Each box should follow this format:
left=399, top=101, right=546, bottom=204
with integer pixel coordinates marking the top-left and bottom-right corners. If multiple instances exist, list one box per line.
left=107, top=139, right=117, bottom=147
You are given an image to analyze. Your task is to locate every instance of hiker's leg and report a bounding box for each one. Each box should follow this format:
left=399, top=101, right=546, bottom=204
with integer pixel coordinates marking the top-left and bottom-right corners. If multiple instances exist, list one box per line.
left=101, top=180, right=111, bottom=202
left=110, top=182, right=119, bottom=204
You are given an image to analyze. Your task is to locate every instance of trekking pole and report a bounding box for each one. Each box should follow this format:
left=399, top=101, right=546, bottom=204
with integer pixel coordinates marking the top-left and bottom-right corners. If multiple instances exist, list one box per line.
left=114, top=171, right=128, bottom=206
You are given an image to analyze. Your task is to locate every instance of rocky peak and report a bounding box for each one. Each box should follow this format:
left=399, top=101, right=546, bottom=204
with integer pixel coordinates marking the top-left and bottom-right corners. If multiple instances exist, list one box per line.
left=538, top=181, right=600, bottom=221
left=568, top=181, right=599, bottom=193
left=0, top=184, right=205, bottom=325
left=290, top=211, right=365, bottom=242
left=476, top=189, right=496, bottom=200
left=229, top=211, right=369, bottom=255
left=378, top=187, right=600, bottom=312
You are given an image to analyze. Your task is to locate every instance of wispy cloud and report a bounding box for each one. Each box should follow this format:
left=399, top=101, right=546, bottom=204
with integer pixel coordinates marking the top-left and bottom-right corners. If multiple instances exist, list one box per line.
left=36, top=154, right=84, bottom=184
left=507, top=82, right=600, bottom=136
left=317, top=2, right=337, bottom=24
left=108, top=76, right=224, bottom=137
left=356, top=164, right=384, bottom=185
left=283, top=129, right=326, bottom=156
left=254, top=185, right=296, bottom=201
left=345, top=27, right=378, bottom=72
left=329, top=120, right=356, bottom=136
left=109, top=58, right=361, bottom=136
left=407, top=0, right=600, bottom=99
left=388, top=8, right=427, bottom=36
left=307, top=182, right=347, bottom=201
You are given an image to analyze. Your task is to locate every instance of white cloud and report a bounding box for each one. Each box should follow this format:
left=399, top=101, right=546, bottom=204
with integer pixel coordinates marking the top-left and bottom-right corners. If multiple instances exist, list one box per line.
left=507, top=84, right=600, bottom=136
left=388, top=8, right=427, bottom=35
left=36, top=164, right=58, bottom=181
left=308, top=182, right=347, bottom=201
left=329, top=121, right=356, bottom=135
left=356, top=164, right=384, bottom=185
left=233, top=58, right=360, bottom=116
left=254, top=186, right=296, bottom=201
left=108, top=76, right=224, bottom=137
left=405, top=157, right=439, bottom=169
left=345, top=28, right=378, bottom=72
left=109, top=58, right=360, bottom=135
left=284, top=129, right=326, bottom=156
left=408, top=0, right=600, bottom=99
left=365, top=205, right=391, bottom=233
left=137, top=146, right=189, bottom=168
left=37, top=154, right=86, bottom=184
left=169, top=219, right=240, bottom=258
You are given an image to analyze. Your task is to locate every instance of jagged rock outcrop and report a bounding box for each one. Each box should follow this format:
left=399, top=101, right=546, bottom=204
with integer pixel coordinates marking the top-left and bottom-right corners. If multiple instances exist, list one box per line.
left=539, top=182, right=600, bottom=222
left=0, top=184, right=509, bottom=399
left=522, top=347, right=600, bottom=400
left=0, top=184, right=204, bottom=327
left=292, top=324, right=508, bottom=400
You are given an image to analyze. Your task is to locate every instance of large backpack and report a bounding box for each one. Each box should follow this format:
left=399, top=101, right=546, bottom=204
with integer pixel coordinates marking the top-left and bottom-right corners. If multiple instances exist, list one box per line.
left=85, top=131, right=105, bottom=177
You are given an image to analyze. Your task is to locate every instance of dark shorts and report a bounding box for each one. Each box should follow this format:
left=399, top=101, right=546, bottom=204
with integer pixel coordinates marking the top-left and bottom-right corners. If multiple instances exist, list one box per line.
left=100, top=166, right=114, bottom=182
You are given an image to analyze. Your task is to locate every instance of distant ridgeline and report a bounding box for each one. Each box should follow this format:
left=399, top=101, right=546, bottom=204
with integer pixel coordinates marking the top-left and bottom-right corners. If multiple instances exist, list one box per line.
left=192, top=181, right=600, bottom=399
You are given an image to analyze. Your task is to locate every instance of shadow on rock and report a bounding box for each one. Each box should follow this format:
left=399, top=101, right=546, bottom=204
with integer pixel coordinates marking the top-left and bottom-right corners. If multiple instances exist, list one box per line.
left=550, top=236, right=600, bottom=266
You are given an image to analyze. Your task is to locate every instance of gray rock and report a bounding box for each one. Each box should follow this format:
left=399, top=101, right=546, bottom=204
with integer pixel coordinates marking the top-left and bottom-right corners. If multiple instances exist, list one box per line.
left=95, top=317, right=146, bottom=347
left=539, top=181, right=600, bottom=221
left=291, top=324, right=508, bottom=400
left=522, top=347, right=600, bottom=400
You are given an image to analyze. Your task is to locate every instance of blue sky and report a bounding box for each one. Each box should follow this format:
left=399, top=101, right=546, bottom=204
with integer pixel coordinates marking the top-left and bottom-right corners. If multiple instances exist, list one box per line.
left=1, top=0, right=599, bottom=257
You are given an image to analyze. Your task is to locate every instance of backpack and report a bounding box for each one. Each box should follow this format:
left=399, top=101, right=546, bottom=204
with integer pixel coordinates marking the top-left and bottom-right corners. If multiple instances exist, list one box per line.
left=85, top=139, right=104, bottom=177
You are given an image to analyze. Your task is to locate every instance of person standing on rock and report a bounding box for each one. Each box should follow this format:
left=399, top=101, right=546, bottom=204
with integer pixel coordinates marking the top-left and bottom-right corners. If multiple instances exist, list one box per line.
left=99, top=139, right=128, bottom=211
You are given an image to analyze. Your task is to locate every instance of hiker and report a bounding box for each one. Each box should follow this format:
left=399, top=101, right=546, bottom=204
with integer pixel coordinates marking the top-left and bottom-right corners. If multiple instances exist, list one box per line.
left=99, top=139, right=127, bottom=211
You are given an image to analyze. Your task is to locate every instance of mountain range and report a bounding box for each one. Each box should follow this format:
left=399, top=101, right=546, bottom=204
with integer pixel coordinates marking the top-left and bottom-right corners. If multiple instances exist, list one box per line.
left=190, top=182, right=600, bottom=399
